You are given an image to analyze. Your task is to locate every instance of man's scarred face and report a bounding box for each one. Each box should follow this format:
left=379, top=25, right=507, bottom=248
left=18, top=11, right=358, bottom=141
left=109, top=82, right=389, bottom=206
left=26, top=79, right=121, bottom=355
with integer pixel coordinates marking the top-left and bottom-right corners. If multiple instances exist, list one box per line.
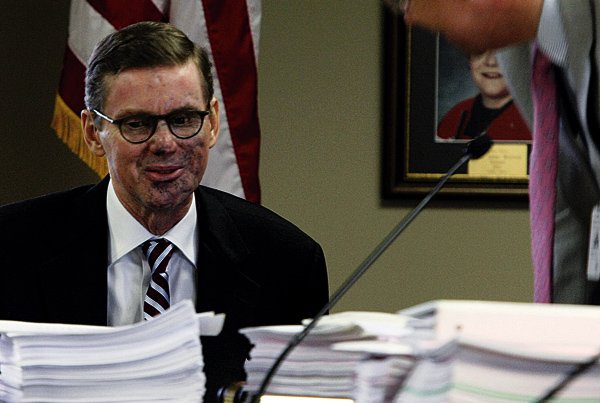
left=85, top=60, right=219, bottom=220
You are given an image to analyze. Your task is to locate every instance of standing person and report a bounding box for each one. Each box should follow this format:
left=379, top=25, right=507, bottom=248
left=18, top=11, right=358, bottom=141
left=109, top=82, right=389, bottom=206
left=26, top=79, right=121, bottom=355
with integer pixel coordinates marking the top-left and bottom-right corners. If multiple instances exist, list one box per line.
left=402, top=0, right=600, bottom=304
left=437, top=50, right=530, bottom=141
left=0, top=21, right=329, bottom=401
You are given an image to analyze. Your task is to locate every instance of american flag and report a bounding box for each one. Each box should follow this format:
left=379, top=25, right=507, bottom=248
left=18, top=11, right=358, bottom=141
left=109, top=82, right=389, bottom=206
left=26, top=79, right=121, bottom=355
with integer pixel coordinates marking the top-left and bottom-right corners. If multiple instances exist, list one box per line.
left=52, top=0, right=261, bottom=203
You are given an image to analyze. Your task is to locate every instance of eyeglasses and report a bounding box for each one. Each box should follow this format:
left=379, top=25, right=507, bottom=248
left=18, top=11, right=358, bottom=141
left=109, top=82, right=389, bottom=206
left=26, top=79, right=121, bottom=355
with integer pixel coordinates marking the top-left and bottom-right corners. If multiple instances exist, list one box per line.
left=92, top=109, right=211, bottom=144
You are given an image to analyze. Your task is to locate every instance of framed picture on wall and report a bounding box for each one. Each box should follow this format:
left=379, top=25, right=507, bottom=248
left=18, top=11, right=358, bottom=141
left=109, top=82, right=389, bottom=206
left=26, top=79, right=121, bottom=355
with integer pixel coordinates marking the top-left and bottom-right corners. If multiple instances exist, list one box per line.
left=381, top=6, right=531, bottom=198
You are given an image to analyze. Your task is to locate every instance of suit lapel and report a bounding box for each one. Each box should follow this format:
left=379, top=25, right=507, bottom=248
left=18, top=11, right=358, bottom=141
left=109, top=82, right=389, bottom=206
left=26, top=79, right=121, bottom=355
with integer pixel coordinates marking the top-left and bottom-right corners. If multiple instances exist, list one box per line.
left=194, top=188, right=260, bottom=331
left=560, top=2, right=593, bottom=101
left=498, top=44, right=534, bottom=127
left=556, top=4, right=600, bottom=211
left=38, top=178, right=110, bottom=325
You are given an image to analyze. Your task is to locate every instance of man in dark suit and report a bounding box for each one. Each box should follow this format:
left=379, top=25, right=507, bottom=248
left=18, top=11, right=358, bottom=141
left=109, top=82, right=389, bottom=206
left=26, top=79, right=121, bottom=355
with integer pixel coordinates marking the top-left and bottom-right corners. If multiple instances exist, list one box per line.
left=0, top=21, right=328, bottom=401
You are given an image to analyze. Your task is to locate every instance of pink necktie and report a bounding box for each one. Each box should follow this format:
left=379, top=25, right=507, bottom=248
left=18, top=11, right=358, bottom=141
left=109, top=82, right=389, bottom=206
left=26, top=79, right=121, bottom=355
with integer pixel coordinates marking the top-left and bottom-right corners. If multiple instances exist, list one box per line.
left=530, top=46, right=559, bottom=303
left=142, top=239, right=174, bottom=319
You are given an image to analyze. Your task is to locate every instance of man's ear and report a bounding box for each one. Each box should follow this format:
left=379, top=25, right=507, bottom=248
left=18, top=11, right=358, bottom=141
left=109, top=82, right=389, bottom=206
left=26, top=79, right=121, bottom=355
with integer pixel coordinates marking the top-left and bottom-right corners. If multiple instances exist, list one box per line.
left=207, top=97, right=220, bottom=149
left=81, top=109, right=106, bottom=157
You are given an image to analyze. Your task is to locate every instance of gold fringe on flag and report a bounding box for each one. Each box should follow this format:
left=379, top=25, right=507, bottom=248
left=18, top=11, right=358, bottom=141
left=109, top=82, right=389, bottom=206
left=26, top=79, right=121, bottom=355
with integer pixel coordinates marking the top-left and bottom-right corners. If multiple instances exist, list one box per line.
left=51, top=95, right=108, bottom=178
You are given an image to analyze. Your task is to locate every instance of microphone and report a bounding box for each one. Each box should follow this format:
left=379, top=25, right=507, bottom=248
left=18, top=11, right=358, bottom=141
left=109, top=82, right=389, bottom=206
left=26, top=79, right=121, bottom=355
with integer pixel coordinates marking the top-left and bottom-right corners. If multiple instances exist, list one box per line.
left=248, top=134, right=493, bottom=402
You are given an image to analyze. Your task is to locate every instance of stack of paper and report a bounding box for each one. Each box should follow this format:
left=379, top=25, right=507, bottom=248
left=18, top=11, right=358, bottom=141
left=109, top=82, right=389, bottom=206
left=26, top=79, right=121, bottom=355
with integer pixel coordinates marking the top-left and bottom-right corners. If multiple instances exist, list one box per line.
left=433, top=300, right=600, bottom=402
left=0, top=301, right=223, bottom=402
left=332, top=330, right=456, bottom=402
left=243, top=301, right=600, bottom=402
left=449, top=341, right=600, bottom=402
left=241, top=311, right=443, bottom=401
left=242, top=321, right=370, bottom=399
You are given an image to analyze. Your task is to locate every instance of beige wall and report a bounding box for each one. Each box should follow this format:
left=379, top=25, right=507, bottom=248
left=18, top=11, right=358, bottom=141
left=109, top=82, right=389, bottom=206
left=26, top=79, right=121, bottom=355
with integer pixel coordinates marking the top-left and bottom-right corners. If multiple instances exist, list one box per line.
left=0, top=1, right=532, bottom=313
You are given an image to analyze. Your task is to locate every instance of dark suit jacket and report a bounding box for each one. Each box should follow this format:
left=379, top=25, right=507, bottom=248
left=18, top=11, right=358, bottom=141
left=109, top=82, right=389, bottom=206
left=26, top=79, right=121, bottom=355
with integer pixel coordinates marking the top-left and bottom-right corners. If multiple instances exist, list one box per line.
left=0, top=177, right=329, bottom=401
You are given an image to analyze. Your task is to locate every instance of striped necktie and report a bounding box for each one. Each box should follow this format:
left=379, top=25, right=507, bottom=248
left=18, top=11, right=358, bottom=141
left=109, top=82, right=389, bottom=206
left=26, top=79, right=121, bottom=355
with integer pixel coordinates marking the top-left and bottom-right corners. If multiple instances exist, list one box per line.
left=530, top=45, right=559, bottom=303
left=142, top=238, right=174, bottom=319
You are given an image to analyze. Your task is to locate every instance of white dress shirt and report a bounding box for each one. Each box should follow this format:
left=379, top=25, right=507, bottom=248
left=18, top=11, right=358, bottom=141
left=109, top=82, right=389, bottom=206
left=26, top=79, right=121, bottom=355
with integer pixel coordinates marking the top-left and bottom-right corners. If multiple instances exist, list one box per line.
left=105, top=180, right=198, bottom=326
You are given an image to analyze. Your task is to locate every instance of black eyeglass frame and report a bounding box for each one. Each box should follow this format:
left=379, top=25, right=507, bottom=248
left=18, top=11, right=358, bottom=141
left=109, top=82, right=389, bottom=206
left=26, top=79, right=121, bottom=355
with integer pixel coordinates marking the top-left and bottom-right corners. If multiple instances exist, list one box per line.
left=92, top=108, right=211, bottom=144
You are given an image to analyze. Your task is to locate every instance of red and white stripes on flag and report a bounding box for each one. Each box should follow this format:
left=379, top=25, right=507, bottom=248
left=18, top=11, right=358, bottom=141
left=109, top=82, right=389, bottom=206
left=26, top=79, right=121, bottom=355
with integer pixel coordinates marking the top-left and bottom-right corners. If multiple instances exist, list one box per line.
left=52, top=0, right=262, bottom=203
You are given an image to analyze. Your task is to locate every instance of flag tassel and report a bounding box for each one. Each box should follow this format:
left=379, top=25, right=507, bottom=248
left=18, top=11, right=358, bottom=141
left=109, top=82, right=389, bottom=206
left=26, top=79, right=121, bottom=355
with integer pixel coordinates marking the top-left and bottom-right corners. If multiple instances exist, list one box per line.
left=51, top=95, right=108, bottom=178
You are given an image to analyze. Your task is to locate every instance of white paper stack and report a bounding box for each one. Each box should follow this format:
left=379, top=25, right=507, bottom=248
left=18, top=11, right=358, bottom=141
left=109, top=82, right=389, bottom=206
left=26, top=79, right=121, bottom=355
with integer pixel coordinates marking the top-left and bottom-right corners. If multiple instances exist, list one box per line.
left=242, top=321, right=370, bottom=398
left=0, top=301, right=223, bottom=403
left=332, top=329, right=456, bottom=403
left=241, top=311, right=438, bottom=401
left=243, top=301, right=600, bottom=402
left=449, top=341, right=600, bottom=402
left=433, top=300, right=600, bottom=402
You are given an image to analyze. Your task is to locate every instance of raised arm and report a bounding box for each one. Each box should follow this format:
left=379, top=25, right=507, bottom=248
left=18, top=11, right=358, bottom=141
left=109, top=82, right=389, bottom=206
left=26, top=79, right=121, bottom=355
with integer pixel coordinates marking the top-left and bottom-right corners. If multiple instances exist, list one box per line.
left=402, top=0, right=543, bottom=54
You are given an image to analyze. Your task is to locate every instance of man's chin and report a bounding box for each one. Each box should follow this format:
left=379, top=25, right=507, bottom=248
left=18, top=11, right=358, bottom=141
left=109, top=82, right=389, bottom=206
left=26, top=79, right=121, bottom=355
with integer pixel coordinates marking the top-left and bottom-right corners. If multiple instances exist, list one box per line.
left=147, top=194, right=192, bottom=211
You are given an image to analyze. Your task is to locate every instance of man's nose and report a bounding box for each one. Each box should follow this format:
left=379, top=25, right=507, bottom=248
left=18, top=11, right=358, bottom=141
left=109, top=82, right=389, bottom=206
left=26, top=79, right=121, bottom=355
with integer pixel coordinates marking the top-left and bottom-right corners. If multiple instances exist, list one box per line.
left=149, top=120, right=177, bottom=150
